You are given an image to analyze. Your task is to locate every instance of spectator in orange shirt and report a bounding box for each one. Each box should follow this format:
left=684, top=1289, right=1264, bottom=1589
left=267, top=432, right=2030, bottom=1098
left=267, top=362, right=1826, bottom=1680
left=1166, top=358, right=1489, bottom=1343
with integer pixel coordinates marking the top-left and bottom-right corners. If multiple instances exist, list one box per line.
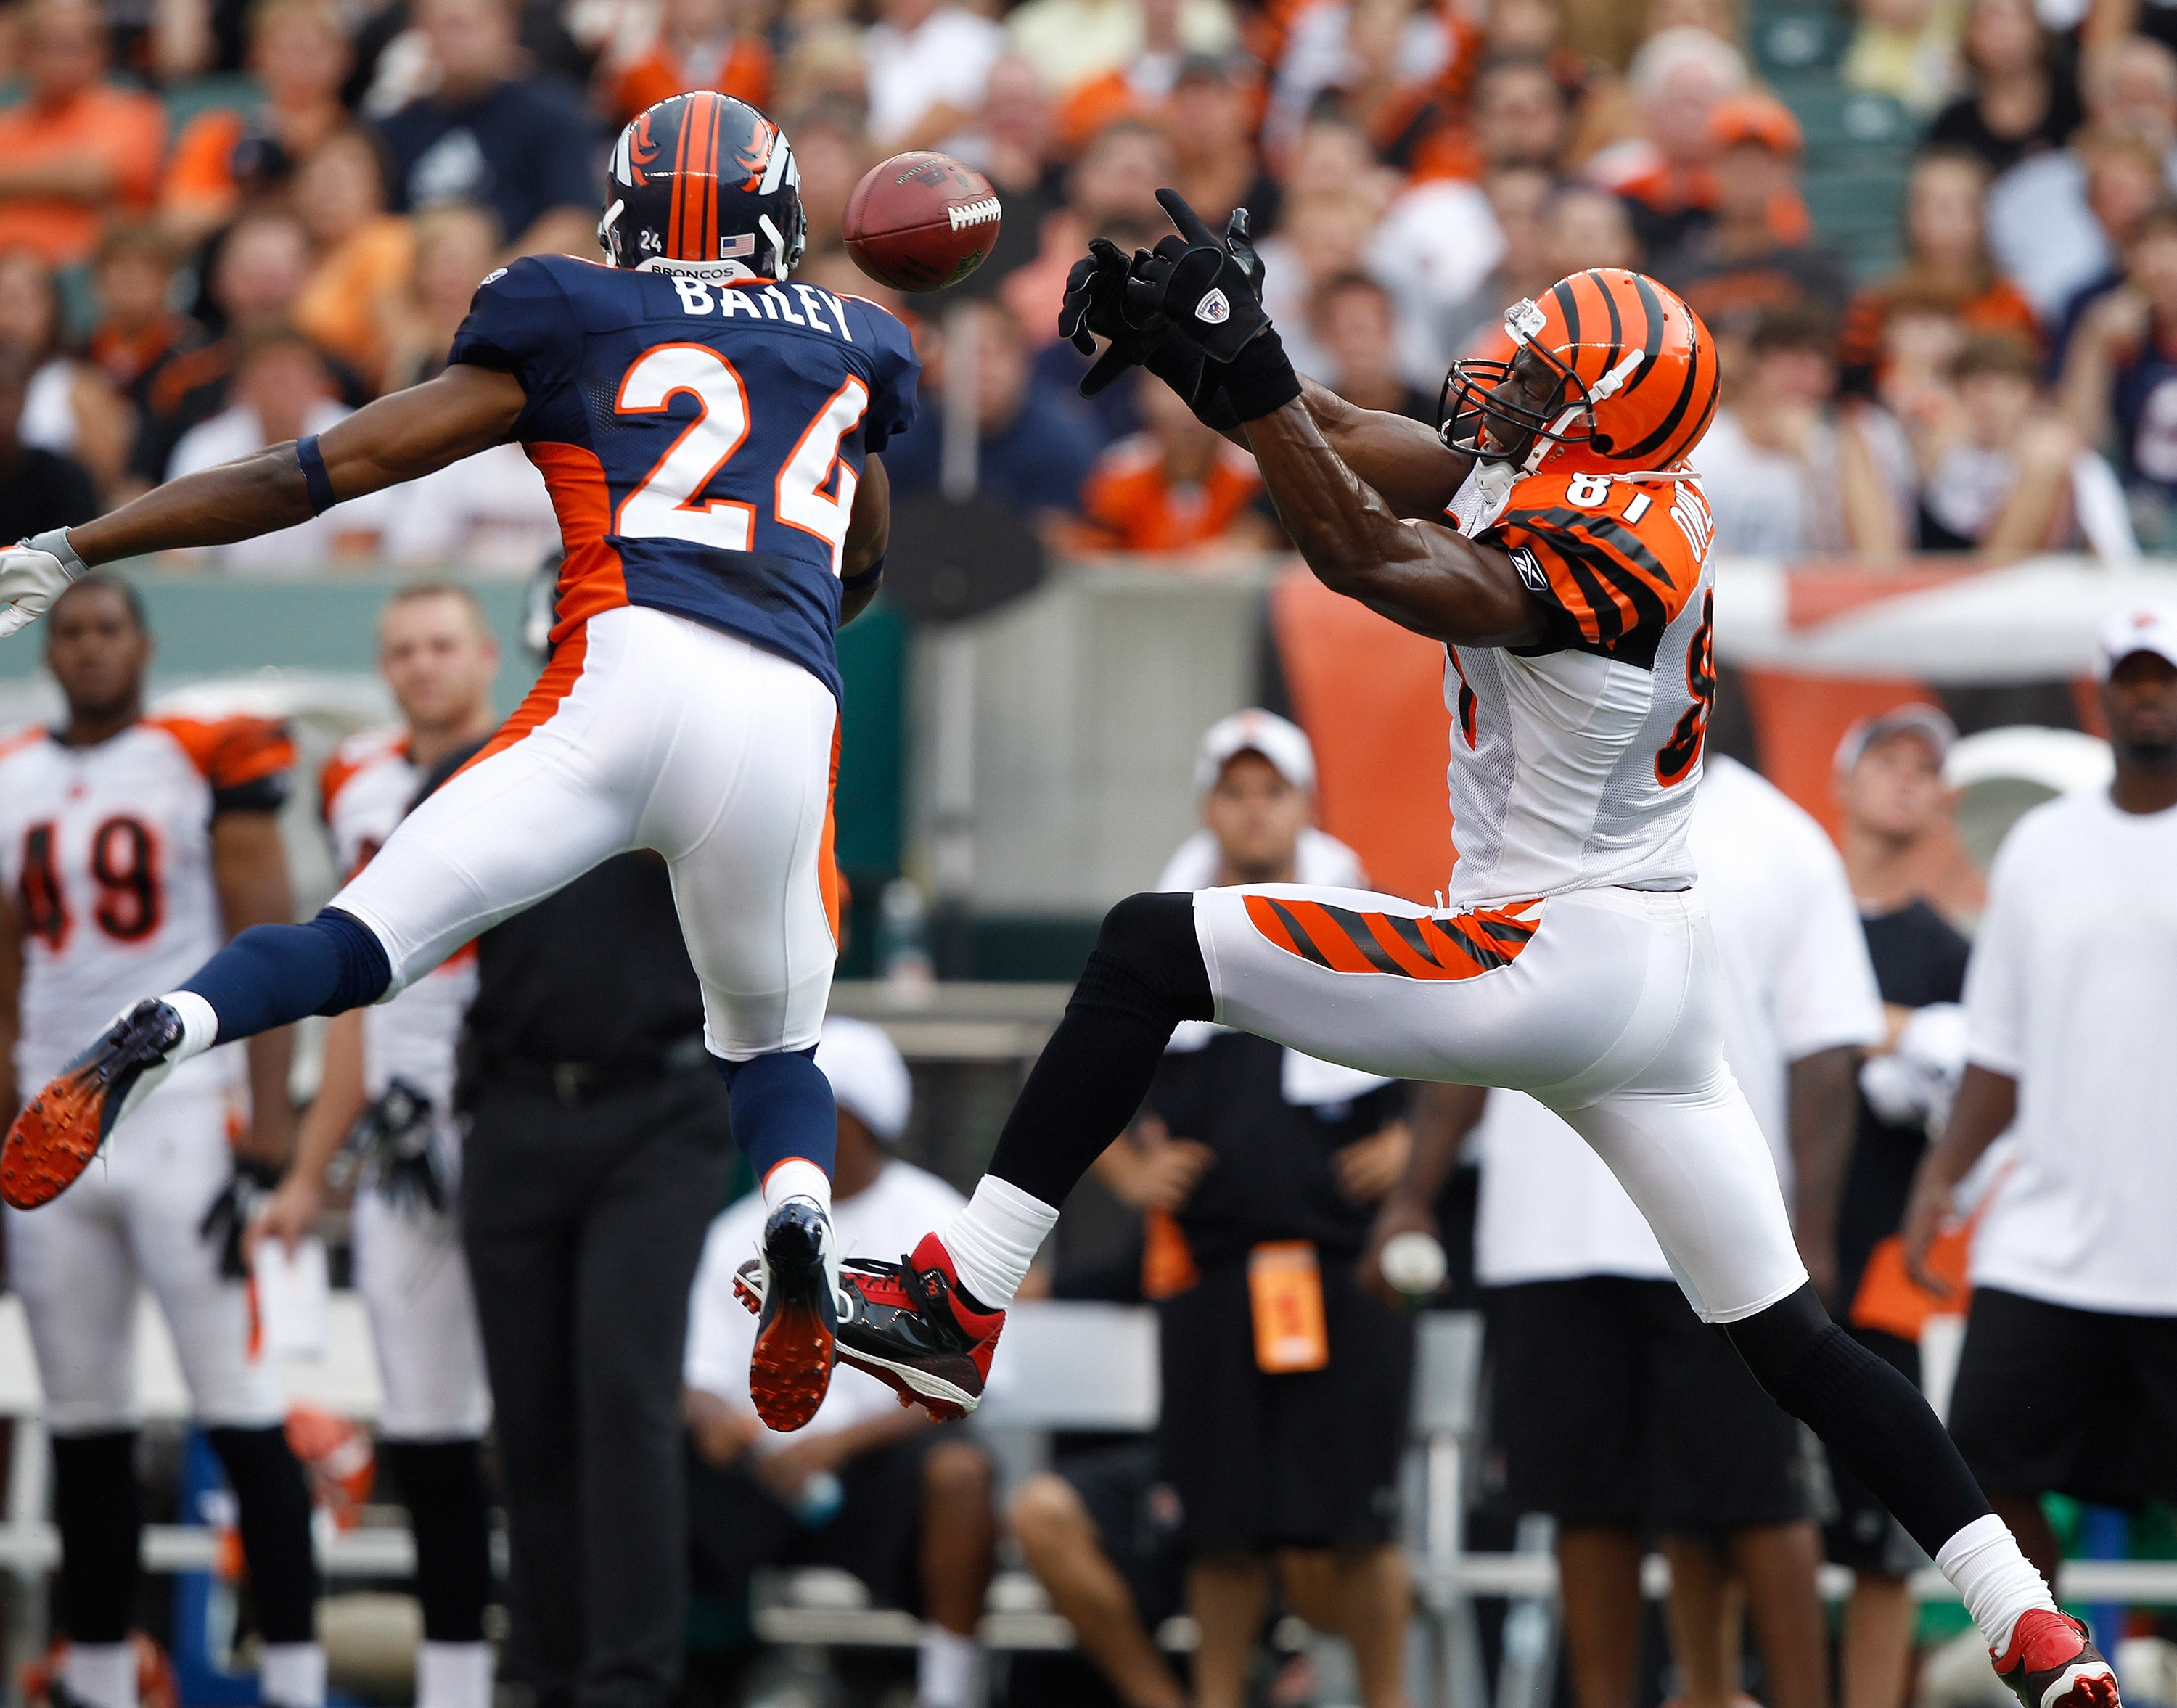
left=601, top=0, right=771, bottom=126
left=1587, top=25, right=1745, bottom=261
left=160, top=0, right=353, bottom=250
left=1656, top=92, right=1848, bottom=341
left=1840, top=147, right=2043, bottom=398
left=0, top=0, right=165, bottom=271
left=292, top=130, right=416, bottom=390
left=1074, top=379, right=1276, bottom=557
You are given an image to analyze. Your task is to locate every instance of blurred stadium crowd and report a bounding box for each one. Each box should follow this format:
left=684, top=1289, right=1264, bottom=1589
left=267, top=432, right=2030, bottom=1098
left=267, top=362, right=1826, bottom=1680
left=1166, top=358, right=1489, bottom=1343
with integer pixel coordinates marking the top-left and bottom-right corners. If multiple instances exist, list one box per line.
left=13, top=0, right=2177, bottom=559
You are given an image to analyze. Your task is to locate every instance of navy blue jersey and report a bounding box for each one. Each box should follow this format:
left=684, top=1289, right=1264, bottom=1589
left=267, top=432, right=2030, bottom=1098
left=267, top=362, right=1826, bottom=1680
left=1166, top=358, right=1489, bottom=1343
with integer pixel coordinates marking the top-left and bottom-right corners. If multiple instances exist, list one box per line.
left=448, top=252, right=919, bottom=696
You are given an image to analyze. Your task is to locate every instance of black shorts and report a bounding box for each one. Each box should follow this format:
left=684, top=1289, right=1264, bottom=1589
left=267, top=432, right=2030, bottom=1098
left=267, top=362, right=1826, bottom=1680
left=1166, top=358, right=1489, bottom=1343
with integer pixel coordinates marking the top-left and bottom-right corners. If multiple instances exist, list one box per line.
left=687, top=1428, right=972, bottom=1612
left=1051, top=1440, right=1186, bottom=1628
left=1948, top=1286, right=2177, bottom=1511
left=1488, top=1276, right=1811, bottom=1534
left=1156, top=1257, right=1414, bottom=1552
left=1822, top=1328, right=1924, bottom=1577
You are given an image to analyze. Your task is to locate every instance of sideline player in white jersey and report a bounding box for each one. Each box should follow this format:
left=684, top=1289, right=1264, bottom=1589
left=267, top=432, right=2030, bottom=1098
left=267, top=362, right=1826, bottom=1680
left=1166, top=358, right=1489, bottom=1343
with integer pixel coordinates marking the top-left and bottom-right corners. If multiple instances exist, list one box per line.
left=0, top=577, right=326, bottom=1708
left=253, top=585, right=500, bottom=1708
left=782, top=201, right=2120, bottom=1708
left=0, top=90, right=919, bottom=1433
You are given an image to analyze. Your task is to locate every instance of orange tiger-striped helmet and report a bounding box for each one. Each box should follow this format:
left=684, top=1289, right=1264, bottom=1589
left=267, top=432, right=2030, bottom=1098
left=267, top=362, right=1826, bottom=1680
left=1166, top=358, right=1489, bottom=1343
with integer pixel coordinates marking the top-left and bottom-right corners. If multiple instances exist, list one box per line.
left=1439, top=268, right=1719, bottom=475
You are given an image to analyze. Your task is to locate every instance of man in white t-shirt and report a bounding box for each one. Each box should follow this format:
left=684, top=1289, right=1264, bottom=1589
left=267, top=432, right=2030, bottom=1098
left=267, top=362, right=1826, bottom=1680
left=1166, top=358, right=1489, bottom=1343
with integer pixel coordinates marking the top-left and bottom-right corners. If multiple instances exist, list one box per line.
left=1904, top=605, right=2177, bottom=1588
left=683, top=1019, right=993, bottom=1708
left=1369, top=754, right=1885, bottom=1708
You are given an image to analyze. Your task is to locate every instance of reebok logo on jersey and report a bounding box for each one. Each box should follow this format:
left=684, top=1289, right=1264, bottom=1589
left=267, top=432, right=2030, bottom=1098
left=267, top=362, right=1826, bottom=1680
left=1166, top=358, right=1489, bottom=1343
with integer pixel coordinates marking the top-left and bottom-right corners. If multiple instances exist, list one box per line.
left=1509, top=547, right=1548, bottom=594
left=947, top=197, right=1002, bottom=231
left=1196, top=289, right=1231, bottom=326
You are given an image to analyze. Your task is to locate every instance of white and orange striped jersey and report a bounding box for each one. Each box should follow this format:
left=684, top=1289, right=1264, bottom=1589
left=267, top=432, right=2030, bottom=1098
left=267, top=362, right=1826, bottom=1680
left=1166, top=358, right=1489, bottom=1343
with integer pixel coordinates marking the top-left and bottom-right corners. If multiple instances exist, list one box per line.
left=1440, top=461, right=1717, bottom=906
left=0, top=716, right=292, bottom=1088
left=319, top=731, right=475, bottom=1109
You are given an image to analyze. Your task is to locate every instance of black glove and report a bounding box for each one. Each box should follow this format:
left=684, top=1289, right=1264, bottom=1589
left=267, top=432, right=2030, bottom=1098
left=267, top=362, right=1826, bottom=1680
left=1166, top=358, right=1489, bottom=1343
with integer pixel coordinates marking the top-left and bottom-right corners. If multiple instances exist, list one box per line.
left=1123, top=192, right=1298, bottom=422
left=200, top=1156, right=284, bottom=1280
left=1123, top=189, right=1271, bottom=362
left=348, top=1077, right=448, bottom=1215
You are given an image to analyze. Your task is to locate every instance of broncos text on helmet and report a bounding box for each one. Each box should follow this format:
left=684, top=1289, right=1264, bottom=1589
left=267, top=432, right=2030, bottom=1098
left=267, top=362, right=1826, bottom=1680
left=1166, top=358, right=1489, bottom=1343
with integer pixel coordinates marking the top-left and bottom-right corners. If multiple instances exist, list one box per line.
left=1440, top=268, right=1720, bottom=478
left=599, top=91, right=808, bottom=281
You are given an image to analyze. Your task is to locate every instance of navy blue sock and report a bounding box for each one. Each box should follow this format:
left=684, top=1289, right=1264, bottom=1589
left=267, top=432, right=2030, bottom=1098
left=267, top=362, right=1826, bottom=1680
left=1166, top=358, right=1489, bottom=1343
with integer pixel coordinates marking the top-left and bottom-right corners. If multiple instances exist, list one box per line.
left=181, top=907, right=393, bottom=1042
left=716, top=1048, right=837, bottom=1181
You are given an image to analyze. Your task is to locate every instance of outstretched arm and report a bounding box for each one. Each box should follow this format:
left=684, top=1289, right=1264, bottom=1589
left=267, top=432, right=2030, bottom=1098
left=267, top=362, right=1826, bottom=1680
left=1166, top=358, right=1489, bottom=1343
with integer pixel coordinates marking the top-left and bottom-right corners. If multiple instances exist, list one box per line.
left=65, top=365, right=528, bottom=567
left=1295, top=379, right=1473, bottom=519
left=1243, top=395, right=1545, bottom=646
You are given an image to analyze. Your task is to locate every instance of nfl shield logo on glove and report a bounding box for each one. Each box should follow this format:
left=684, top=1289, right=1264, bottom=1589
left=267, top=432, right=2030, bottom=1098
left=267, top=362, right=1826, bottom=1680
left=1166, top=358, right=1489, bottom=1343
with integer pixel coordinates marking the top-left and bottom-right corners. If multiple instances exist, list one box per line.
left=1197, top=288, right=1231, bottom=325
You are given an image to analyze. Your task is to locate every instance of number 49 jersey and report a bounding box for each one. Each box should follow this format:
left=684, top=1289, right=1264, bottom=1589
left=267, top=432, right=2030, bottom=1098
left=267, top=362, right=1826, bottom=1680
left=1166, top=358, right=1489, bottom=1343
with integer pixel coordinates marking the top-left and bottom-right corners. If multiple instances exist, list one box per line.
left=0, top=716, right=293, bottom=1090
left=449, top=253, right=920, bottom=698
left=1440, top=463, right=1717, bottom=908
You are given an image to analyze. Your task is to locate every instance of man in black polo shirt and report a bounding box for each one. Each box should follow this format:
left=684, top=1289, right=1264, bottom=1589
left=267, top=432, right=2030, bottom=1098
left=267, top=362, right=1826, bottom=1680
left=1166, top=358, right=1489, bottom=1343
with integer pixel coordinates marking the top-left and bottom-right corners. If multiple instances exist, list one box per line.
left=453, top=822, right=732, bottom=1708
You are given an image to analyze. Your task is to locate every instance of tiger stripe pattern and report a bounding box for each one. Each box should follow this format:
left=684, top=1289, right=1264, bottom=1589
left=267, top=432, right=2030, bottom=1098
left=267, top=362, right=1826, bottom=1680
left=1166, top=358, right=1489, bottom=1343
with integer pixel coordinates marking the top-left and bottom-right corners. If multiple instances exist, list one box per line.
left=1242, top=895, right=1543, bottom=980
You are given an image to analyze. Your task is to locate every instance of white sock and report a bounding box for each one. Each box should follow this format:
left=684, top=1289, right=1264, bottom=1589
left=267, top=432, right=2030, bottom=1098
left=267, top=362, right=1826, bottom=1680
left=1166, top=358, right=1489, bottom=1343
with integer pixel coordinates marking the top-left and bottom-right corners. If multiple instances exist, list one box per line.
left=258, top=1641, right=326, bottom=1708
left=160, top=990, right=220, bottom=1059
left=762, top=1157, right=832, bottom=1219
left=917, top=1623, right=982, bottom=1708
left=417, top=1640, right=495, bottom=1708
left=64, top=1641, right=136, bottom=1708
left=940, top=1177, right=1059, bottom=1308
left=1938, top=1512, right=2059, bottom=1656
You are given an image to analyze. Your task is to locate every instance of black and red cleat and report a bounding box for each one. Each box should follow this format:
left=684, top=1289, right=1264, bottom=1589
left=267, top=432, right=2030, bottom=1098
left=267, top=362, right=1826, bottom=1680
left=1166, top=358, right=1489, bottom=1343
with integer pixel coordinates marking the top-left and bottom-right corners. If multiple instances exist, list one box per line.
left=734, top=1231, right=1006, bottom=1422
left=1993, top=1610, right=2122, bottom=1708
left=734, top=1199, right=840, bottom=1432
left=835, top=1233, right=1005, bottom=1421
left=1, top=999, right=184, bottom=1210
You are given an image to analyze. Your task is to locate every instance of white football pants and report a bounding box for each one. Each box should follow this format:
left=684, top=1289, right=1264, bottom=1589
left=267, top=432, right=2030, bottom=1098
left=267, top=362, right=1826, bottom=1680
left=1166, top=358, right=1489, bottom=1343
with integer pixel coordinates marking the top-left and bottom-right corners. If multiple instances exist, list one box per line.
left=334, top=606, right=841, bottom=1059
left=1194, top=882, right=1808, bottom=1323
left=7, top=1081, right=284, bottom=1432
left=352, top=1182, right=491, bottom=1441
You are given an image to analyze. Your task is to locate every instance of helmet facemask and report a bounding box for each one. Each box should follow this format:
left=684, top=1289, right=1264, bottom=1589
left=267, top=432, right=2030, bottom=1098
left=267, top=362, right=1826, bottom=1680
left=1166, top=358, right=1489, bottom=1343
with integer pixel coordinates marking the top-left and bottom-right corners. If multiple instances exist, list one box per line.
left=1438, top=300, right=1603, bottom=471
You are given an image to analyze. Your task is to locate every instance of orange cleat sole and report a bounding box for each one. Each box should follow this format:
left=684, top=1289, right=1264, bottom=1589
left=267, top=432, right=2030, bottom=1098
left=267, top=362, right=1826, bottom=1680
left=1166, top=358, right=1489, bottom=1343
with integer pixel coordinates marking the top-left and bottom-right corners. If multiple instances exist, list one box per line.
left=747, top=1299, right=835, bottom=1432
left=1, top=1068, right=112, bottom=1210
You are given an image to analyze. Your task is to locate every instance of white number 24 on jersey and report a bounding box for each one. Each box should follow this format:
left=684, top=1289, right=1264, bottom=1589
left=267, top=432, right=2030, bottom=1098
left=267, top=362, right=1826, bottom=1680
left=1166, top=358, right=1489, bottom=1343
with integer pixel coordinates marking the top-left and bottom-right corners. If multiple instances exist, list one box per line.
left=612, top=344, right=869, bottom=576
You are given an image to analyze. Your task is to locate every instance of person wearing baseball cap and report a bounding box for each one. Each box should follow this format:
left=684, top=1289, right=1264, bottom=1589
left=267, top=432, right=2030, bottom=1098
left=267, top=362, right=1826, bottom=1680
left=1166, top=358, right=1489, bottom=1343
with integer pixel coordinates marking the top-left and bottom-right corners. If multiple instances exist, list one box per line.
left=1826, top=700, right=1977, bottom=1708
left=1663, top=88, right=1849, bottom=338
left=1157, top=708, right=1367, bottom=892
left=1904, top=603, right=2177, bottom=1591
left=682, top=1017, right=993, bottom=1708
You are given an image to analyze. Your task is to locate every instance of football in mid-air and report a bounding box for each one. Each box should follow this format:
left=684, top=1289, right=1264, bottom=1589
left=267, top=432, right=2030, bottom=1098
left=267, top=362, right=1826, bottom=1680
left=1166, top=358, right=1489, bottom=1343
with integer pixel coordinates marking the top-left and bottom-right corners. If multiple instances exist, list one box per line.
left=842, top=152, right=1001, bottom=293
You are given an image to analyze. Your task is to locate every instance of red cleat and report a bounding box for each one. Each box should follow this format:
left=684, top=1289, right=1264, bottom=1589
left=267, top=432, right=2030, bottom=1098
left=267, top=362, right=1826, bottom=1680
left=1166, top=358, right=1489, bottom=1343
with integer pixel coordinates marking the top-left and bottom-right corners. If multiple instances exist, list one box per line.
left=1993, top=1610, right=2122, bottom=1708
left=2, top=1000, right=184, bottom=1210
left=737, top=1231, right=1004, bottom=1422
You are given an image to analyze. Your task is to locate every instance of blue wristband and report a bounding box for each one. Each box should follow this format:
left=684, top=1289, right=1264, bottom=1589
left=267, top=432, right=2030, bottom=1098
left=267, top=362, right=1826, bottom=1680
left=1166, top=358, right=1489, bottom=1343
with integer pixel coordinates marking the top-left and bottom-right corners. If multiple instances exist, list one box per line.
left=841, top=554, right=885, bottom=593
left=295, top=435, right=337, bottom=516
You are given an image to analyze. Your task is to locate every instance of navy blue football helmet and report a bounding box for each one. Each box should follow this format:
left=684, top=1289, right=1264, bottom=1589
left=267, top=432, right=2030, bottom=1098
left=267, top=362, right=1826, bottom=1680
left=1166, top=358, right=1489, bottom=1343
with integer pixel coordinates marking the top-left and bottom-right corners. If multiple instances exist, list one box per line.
left=599, top=91, right=807, bottom=279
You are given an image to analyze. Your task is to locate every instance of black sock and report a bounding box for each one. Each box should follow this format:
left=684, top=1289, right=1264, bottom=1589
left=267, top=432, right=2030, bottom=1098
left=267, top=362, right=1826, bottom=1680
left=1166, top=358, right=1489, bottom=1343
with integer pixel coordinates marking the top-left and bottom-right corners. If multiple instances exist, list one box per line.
left=52, top=1432, right=140, bottom=1642
left=985, top=892, right=1212, bottom=1207
left=1723, top=1284, right=1990, bottom=1558
left=207, top=1426, right=319, bottom=1643
left=385, top=1441, right=493, bottom=1642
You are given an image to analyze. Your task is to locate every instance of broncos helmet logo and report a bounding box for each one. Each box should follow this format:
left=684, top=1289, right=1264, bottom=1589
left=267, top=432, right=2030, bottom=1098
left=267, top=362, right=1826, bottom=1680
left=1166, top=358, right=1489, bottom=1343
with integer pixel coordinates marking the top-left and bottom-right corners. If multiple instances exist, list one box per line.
left=626, top=112, right=657, bottom=186
left=735, top=122, right=779, bottom=194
